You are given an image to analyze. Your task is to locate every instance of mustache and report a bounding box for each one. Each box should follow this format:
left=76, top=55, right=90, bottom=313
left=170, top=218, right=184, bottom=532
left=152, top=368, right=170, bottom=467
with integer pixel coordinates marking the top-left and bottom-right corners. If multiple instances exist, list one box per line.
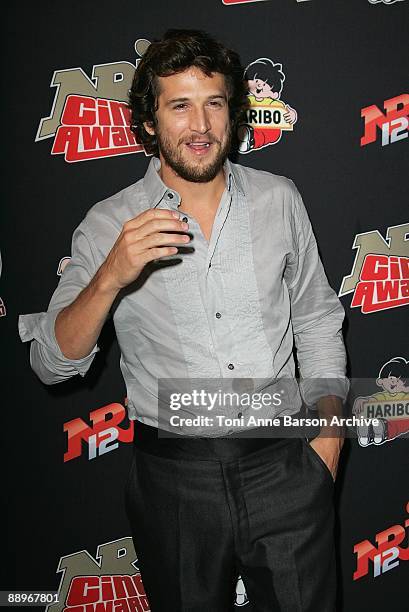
left=180, top=135, right=221, bottom=145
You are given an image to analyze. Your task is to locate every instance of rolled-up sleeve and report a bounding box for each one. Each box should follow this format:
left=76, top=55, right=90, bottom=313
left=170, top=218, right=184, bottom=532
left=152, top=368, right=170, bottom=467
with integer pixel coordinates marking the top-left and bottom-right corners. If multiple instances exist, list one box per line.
left=18, top=219, right=100, bottom=385
left=284, top=184, right=349, bottom=406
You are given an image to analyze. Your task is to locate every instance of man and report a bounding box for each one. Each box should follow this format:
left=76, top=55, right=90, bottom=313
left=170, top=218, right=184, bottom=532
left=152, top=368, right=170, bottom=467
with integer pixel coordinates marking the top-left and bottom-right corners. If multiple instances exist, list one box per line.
left=19, top=30, right=349, bottom=611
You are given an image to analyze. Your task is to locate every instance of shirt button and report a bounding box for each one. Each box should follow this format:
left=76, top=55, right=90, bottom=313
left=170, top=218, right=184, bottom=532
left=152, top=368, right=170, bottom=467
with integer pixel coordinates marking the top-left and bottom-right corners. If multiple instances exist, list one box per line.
left=238, top=412, right=243, bottom=418
left=208, top=262, right=212, bottom=269
left=182, top=216, right=188, bottom=222
left=215, top=312, right=221, bottom=319
left=228, top=363, right=234, bottom=370
left=167, top=192, right=174, bottom=199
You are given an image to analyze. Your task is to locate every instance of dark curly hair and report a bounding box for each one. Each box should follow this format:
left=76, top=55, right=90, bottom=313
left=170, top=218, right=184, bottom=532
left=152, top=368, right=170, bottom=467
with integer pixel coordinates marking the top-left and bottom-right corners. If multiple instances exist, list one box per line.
left=128, top=29, right=249, bottom=156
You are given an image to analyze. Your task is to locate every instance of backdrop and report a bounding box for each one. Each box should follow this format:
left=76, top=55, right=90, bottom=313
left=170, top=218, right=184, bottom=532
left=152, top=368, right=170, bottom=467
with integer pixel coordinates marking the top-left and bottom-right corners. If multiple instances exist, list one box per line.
left=3, top=1, right=408, bottom=610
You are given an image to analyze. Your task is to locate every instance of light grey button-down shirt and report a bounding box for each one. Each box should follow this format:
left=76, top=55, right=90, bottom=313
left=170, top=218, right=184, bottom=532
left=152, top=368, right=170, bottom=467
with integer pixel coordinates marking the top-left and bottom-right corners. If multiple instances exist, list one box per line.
left=18, top=157, right=348, bottom=435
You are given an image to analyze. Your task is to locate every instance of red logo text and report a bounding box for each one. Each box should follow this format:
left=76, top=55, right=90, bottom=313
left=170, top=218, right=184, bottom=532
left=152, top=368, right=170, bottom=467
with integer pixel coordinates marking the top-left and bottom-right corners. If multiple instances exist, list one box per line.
left=64, top=402, right=134, bottom=462
left=52, top=95, right=143, bottom=162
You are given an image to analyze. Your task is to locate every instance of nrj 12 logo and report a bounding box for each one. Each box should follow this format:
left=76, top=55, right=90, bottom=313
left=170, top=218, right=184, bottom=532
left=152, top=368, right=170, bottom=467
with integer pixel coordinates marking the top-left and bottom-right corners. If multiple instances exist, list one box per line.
left=46, top=537, right=149, bottom=612
left=64, top=402, right=134, bottom=462
left=237, top=57, right=297, bottom=153
left=36, top=39, right=151, bottom=162
left=354, top=502, right=409, bottom=581
left=361, top=93, right=408, bottom=147
left=339, top=223, right=409, bottom=314
left=352, top=356, right=409, bottom=447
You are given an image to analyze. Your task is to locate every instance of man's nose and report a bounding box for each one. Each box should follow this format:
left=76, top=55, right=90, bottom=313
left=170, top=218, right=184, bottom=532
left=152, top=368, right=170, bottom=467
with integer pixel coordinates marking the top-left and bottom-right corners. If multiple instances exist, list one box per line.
left=189, top=106, right=211, bottom=134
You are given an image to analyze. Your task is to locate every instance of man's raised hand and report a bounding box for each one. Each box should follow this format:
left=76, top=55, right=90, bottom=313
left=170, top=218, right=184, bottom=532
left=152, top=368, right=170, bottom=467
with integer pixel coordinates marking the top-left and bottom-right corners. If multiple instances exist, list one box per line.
left=100, top=208, right=190, bottom=292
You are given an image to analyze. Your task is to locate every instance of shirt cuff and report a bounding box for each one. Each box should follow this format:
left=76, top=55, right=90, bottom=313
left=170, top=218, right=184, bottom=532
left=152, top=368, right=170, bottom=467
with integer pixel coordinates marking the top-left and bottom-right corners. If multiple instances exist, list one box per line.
left=299, top=376, right=350, bottom=407
left=18, top=309, right=99, bottom=377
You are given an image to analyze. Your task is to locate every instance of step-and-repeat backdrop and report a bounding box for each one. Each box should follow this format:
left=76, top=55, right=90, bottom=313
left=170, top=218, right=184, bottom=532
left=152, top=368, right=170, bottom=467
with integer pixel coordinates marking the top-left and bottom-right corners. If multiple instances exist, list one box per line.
left=3, top=1, right=408, bottom=610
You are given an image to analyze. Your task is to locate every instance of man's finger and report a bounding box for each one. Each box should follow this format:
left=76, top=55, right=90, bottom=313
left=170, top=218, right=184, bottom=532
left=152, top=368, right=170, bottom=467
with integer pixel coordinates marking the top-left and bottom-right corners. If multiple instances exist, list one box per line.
left=139, top=231, right=191, bottom=250
left=124, top=208, right=182, bottom=231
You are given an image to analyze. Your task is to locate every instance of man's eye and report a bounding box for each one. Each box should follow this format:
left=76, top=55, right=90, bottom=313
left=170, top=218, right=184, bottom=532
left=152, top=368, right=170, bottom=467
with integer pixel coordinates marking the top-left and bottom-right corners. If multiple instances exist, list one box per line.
left=174, top=104, right=187, bottom=110
left=208, top=100, right=223, bottom=107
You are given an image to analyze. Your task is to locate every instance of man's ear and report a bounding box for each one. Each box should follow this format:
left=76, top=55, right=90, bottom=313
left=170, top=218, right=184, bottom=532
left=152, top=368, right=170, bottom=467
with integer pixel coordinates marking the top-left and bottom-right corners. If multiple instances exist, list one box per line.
left=143, top=120, right=155, bottom=136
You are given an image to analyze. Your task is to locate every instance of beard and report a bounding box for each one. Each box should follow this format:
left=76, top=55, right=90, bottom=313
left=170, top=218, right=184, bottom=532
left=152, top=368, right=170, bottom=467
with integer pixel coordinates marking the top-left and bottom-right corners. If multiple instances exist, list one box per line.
left=155, top=124, right=232, bottom=183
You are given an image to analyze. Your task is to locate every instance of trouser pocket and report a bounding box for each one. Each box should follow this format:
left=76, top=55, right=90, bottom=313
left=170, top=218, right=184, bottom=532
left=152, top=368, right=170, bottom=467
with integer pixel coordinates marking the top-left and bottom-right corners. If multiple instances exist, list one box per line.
left=302, top=437, right=334, bottom=485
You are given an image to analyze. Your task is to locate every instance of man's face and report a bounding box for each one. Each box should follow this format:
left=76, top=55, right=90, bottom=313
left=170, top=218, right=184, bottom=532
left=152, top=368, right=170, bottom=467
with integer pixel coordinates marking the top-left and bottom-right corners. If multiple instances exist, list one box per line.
left=145, top=67, right=232, bottom=183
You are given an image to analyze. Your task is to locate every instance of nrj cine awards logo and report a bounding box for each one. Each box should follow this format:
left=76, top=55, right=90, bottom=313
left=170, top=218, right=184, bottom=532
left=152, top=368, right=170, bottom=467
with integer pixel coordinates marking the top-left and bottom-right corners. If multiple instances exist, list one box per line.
left=45, top=537, right=149, bottom=612
left=36, top=39, right=151, bottom=163
left=45, top=536, right=250, bottom=611
left=339, top=223, right=409, bottom=314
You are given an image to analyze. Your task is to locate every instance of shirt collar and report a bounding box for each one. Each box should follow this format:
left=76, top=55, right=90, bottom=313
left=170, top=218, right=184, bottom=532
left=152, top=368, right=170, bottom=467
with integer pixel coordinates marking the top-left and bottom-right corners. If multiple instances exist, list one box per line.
left=142, top=156, right=245, bottom=210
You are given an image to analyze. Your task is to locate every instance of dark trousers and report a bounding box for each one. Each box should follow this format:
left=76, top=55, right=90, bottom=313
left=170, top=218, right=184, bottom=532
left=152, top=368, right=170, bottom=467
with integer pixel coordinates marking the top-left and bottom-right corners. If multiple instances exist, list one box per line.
left=124, top=421, right=336, bottom=612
